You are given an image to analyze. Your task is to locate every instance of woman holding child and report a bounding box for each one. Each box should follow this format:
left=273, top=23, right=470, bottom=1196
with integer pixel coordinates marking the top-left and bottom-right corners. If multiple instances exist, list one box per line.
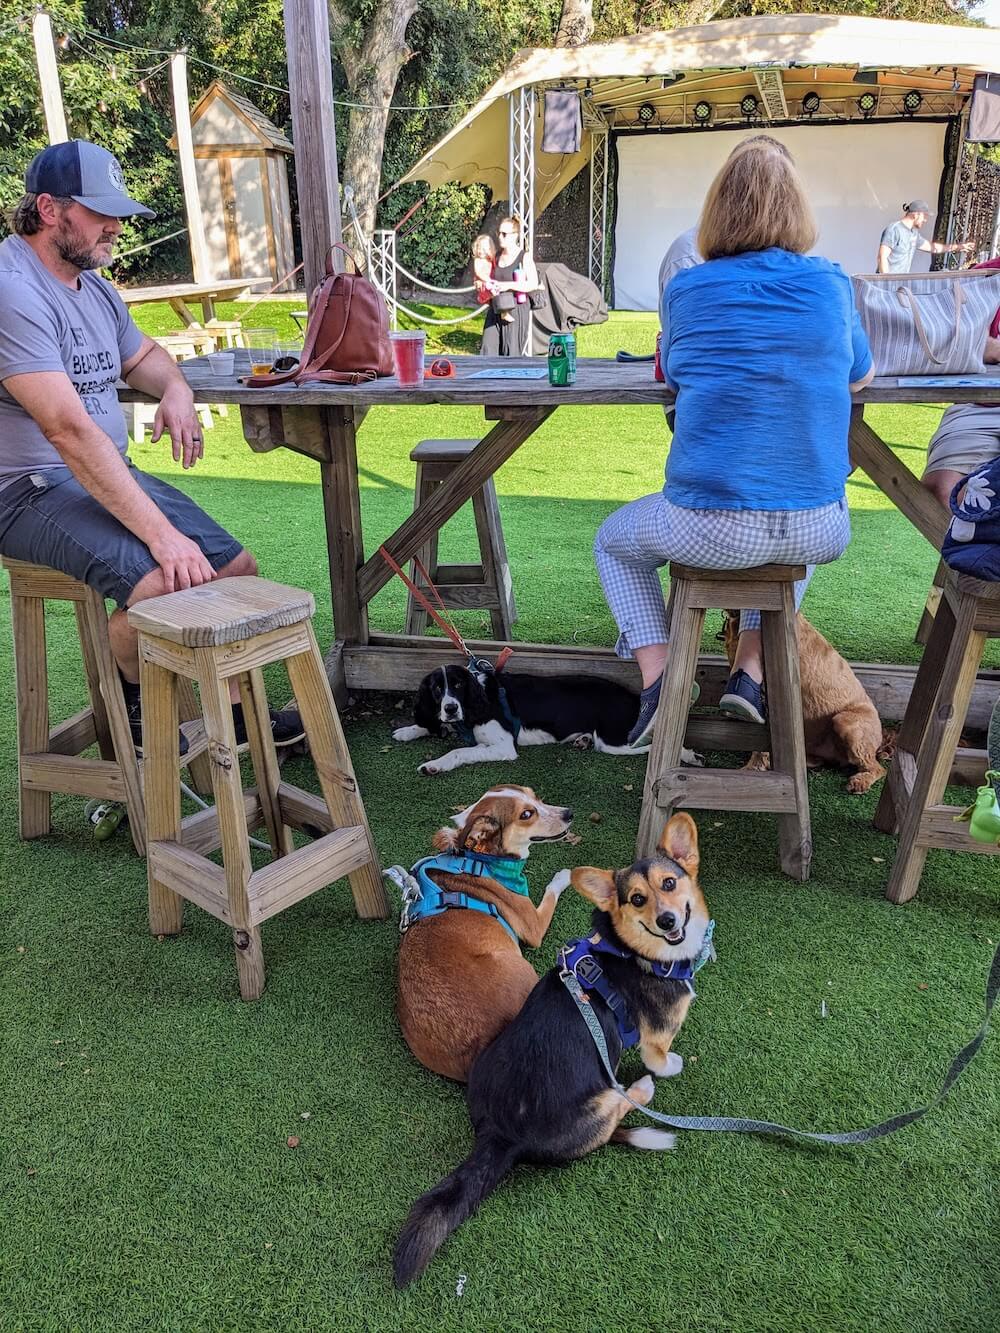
left=476, top=216, right=540, bottom=357
left=594, top=136, right=875, bottom=747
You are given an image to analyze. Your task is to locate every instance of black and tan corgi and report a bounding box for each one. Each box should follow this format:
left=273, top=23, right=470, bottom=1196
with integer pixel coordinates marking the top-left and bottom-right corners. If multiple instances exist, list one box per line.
left=393, top=813, right=712, bottom=1288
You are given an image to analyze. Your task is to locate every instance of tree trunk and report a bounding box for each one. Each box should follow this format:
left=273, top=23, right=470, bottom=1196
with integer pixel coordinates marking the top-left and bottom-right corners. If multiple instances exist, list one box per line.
left=330, top=0, right=419, bottom=246
left=555, top=0, right=594, bottom=47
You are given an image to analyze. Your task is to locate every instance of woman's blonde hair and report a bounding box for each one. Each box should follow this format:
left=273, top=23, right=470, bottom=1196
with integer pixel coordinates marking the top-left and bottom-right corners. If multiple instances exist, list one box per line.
left=698, top=137, right=817, bottom=260
left=472, top=233, right=496, bottom=260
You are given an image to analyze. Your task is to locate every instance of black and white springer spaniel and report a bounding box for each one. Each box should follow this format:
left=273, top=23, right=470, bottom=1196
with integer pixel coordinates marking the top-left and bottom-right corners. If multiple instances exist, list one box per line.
left=392, top=662, right=701, bottom=776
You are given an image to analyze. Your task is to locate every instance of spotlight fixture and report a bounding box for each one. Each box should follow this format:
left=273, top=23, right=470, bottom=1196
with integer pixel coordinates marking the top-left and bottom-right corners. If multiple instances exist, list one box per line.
left=903, top=89, right=923, bottom=116
left=693, top=99, right=713, bottom=124
left=583, top=84, right=594, bottom=99
left=857, top=91, right=877, bottom=119
left=952, top=68, right=961, bottom=93
left=801, top=90, right=821, bottom=118
left=740, top=93, right=760, bottom=120
left=637, top=101, right=656, bottom=124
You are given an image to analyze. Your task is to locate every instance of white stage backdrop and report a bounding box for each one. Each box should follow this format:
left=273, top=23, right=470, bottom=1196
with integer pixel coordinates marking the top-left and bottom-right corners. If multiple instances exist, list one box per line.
left=613, top=121, right=948, bottom=310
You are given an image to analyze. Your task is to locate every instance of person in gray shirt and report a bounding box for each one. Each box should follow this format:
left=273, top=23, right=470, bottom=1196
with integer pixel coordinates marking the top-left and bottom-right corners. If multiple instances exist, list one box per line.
left=0, top=140, right=302, bottom=749
left=877, top=199, right=972, bottom=273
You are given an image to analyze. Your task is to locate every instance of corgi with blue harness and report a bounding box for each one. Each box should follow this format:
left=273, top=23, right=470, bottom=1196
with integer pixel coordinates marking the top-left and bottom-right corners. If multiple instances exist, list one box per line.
left=386, top=785, right=574, bottom=1083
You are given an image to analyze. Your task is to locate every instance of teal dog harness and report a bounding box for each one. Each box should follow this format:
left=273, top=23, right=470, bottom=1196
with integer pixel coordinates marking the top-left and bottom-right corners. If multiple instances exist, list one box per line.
left=385, top=852, right=530, bottom=944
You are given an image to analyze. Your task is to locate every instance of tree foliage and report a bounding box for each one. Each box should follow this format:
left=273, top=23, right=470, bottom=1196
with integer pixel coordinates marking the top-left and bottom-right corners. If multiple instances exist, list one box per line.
left=0, top=0, right=989, bottom=285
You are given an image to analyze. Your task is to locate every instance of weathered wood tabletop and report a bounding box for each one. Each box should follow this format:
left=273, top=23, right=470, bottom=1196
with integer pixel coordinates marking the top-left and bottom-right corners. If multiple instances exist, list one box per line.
left=118, top=354, right=999, bottom=721
left=118, top=279, right=256, bottom=327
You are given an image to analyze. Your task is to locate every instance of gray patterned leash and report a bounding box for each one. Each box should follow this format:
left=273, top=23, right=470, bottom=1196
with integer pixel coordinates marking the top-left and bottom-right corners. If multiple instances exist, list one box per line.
left=560, top=940, right=998, bottom=1145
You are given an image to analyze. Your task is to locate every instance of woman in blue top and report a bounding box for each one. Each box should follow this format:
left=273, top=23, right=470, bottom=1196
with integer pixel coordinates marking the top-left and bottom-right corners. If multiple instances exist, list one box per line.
left=594, top=136, right=874, bottom=746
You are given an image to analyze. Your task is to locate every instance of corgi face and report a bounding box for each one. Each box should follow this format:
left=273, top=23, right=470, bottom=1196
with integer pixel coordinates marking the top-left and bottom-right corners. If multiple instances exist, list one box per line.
left=570, top=813, right=710, bottom=962
left=433, top=785, right=573, bottom=859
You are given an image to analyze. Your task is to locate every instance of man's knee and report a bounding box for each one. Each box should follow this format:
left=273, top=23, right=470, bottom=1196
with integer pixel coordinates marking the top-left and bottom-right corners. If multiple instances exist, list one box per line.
left=218, top=548, right=258, bottom=579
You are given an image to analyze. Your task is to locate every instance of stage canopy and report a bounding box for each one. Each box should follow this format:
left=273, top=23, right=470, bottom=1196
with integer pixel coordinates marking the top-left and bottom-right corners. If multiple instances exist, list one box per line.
left=400, top=14, right=1000, bottom=308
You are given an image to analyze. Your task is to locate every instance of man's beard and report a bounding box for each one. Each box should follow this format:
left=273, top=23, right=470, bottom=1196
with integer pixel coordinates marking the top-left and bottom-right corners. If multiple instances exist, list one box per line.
left=54, top=221, right=114, bottom=270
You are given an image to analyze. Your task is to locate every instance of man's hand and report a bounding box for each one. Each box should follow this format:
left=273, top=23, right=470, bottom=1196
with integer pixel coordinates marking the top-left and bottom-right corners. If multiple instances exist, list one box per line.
left=151, top=383, right=203, bottom=469
left=147, top=527, right=216, bottom=592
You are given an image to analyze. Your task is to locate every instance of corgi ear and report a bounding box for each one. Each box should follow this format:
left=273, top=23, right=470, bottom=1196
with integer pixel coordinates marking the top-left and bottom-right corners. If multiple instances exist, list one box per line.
left=657, top=813, right=700, bottom=876
left=570, top=867, right=617, bottom=909
left=431, top=825, right=459, bottom=853
left=462, top=814, right=502, bottom=855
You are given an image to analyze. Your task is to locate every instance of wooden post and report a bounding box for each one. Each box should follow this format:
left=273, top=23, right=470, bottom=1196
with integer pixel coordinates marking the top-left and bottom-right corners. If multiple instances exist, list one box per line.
left=283, top=0, right=343, bottom=292
left=32, top=12, right=68, bottom=144
left=170, top=53, right=212, bottom=285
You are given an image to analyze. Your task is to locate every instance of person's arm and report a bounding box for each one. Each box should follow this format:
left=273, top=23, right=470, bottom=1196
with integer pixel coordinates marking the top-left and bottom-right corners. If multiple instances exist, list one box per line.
left=848, top=301, right=875, bottom=393
left=919, top=237, right=975, bottom=257
left=1, top=370, right=215, bottom=592
left=121, top=335, right=203, bottom=469
left=876, top=244, right=892, bottom=274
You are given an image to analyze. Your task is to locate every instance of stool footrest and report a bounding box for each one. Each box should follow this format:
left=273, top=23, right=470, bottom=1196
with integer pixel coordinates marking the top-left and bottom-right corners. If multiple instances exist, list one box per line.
left=48, top=707, right=99, bottom=757
left=916, top=806, right=1000, bottom=854
left=21, top=753, right=126, bottom=801
left=250, top=825, right=371, bottom=924
left=654, top=766, right=797, bottom=813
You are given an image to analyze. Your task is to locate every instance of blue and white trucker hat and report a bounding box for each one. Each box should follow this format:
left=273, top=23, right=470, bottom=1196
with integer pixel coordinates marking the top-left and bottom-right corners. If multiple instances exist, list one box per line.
left=25, top=140, right=155, bottom=219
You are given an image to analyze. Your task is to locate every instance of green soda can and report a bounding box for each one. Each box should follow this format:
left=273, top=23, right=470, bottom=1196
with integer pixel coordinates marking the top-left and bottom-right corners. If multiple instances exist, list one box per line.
left=548, top=333, right=576, bottom=386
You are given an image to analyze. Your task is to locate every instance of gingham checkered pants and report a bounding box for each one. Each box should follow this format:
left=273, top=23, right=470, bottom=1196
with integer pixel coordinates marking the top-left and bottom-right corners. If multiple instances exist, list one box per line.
left=594, top=493, right=850, bottom=659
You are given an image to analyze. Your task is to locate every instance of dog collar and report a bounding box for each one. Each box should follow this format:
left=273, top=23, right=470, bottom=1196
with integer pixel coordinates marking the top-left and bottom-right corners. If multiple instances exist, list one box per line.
left=467, top=656, right=521, bottom=743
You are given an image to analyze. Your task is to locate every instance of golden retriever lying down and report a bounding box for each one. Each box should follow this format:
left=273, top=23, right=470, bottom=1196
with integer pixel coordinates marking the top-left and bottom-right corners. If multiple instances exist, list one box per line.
left=723, top=612, right=886, bottom=794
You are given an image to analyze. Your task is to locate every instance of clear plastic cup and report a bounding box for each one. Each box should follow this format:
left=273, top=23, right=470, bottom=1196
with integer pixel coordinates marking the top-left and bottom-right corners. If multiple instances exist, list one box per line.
left=208, top=351, right=235, bottom=377
left=390, top=331, right=426, bottom=386
left=245, top=328, right=278, bottom=376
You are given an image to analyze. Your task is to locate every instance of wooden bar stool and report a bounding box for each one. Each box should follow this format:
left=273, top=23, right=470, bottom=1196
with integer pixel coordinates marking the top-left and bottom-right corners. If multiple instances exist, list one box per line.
left=128, top=576, right=389, bottom=1000
left=874, top=569, right=1000, bottom=903
left=405, top=439, right=516, bottom=639
left=3, top=557, right=210, bottom=855
left=636, top=563, right=812, bottom=881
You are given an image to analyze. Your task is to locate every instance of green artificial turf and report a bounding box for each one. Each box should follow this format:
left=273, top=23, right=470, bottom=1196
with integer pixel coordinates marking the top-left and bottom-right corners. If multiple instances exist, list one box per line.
left=2, top=305, right=998, bottom=1332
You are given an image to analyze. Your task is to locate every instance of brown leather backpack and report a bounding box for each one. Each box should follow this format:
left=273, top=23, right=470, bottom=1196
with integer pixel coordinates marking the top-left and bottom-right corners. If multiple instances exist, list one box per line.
left=245, top=244, right=393, bottom=387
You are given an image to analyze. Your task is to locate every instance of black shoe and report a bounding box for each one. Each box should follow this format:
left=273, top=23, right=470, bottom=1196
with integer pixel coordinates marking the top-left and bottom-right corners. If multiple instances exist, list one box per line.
left=627, top=678, right=701, bottom=749
left=122, top=683, right=190, bottom=757
left=719, top=670, right=767, bottom=725
left=232, top=702, right=306, bottom=748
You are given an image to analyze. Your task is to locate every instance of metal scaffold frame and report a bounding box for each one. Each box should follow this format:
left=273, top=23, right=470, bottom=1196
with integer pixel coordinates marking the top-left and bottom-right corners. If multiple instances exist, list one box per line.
left=588, top=125, right=609, bottom=294
left=371, top=229, right=398, bottom=328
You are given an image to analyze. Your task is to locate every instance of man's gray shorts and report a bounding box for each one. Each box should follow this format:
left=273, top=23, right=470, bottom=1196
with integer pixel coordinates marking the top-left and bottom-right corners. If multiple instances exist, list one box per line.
left=0, top=463, right=244, bottom=607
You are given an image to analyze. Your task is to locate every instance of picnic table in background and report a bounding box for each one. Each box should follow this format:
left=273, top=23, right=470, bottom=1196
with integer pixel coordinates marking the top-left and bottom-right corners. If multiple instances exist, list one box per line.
left=118, top=279, right=257, bottom=328
left=118, top=354, right=999, bottom=734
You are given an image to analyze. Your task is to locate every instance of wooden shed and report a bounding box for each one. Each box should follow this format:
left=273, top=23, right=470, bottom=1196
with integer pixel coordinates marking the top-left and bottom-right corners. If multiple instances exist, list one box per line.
left=169, top=80, right=295, bottom=289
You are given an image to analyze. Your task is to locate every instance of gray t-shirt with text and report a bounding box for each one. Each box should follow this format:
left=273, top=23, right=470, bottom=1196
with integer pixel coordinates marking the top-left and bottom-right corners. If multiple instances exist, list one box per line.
left=0, top=234, right=143, bottom=488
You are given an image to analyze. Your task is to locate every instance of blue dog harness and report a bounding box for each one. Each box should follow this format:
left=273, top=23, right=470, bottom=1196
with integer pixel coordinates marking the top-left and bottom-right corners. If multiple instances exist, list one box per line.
left=389, top=852, right=530, bottom=944
left=557, top=923, right=716, bottom=1050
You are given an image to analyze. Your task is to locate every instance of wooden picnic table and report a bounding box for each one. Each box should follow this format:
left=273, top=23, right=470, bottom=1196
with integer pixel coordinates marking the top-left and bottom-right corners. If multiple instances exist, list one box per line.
left=118, top=279, right=257, bottom=328
left=119, top=354, right=1000, bottom=724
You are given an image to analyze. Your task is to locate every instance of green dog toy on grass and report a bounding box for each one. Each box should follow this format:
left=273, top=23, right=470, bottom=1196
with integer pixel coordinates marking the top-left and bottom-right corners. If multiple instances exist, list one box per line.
left=956, top=695, right=1000, bottom=845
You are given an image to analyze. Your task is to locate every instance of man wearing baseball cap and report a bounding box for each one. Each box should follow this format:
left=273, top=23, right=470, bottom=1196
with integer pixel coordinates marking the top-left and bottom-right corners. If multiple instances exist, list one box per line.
left=0, top=140, right=302, bottom=750
left=876, top=199, right=973, bottom=274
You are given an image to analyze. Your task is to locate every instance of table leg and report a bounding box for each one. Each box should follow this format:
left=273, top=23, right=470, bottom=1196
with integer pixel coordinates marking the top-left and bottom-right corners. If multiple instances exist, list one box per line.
left=168, top=297, right=198, bottom=328
left=320, top=406, right=369, bottom=647
left=201, top=297, right=216, bottom=323
left=848, top=406, right=949, bottom=548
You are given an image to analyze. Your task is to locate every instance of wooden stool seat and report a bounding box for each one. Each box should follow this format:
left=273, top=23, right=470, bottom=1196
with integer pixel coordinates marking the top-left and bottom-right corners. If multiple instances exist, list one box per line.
left=2, top=557, right=210, bottom=855
left=637, top=563, right=813, bottom=881
left=874, top=569, right=1000, bottom=902
left=405, top=438, right=516, bottom=639
left=130, top=576, right=388, bottom=999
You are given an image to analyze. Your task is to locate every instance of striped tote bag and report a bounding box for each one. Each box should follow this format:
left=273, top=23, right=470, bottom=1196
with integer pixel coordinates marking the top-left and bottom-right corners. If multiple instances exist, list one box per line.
left=851, top=270, right=1000, bottom=376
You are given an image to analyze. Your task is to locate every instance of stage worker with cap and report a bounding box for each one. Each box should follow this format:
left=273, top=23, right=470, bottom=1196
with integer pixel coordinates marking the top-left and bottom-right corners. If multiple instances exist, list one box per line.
left=876, top=198, right=973, bottom=274
left=0, top=139, right=303, bottom=751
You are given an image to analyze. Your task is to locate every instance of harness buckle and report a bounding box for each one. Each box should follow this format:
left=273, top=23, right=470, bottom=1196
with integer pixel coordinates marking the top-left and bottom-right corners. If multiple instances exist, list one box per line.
left=574, top=954, right=604, bottom=987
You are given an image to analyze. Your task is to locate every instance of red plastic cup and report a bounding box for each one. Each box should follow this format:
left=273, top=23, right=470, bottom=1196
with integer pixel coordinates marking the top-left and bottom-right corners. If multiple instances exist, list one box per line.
left=390, top=331, right=426, bottom=386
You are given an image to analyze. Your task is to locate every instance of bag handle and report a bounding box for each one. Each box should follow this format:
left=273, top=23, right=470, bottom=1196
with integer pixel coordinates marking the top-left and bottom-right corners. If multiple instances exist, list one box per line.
left=326, top=242, right=362, bottom=276
left=896, top=281, right=965, bottom=366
